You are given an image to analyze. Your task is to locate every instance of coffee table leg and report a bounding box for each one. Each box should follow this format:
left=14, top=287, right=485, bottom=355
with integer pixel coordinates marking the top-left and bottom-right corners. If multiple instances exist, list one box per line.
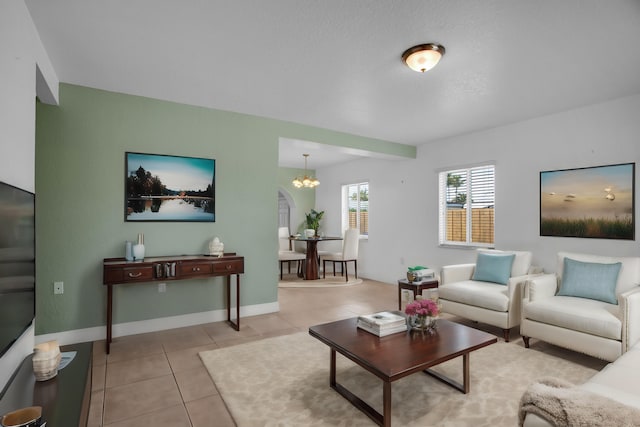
left=328, top=348, right=385, bottom=426
left=424, top=353, right=471, bottom=394
left=383, top=381, right=391, bottom=427
left=330, top=349, right=336, bottom=387
left=462, top=353, right=469, bottom=393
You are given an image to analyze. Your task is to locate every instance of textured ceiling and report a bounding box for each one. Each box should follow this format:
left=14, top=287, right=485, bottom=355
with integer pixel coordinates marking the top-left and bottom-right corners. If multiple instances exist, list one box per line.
left=25, top=1, right=640, bottom=167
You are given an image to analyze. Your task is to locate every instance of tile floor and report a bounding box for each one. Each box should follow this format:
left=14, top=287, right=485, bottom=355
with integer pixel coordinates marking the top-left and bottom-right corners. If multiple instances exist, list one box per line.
left=88, top=277, right=400, bottom=427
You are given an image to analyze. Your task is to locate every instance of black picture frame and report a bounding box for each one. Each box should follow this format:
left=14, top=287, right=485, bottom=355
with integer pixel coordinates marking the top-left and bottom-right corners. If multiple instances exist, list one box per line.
left=125, top=152, right=215, bottom=222
left=540, top=163, right=634, bottom=239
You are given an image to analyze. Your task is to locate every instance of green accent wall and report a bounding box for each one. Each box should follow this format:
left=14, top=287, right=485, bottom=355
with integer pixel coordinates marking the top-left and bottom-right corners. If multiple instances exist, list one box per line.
left=34, top=84, right=413, bottom=335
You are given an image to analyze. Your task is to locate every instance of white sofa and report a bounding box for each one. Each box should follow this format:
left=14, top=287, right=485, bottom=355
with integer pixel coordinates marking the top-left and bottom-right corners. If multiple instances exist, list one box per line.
left=439, top=249, right=534, bottom=342
left=521, top=252, right=640, bottom=362
left=520, top=341, right=640, bottom=426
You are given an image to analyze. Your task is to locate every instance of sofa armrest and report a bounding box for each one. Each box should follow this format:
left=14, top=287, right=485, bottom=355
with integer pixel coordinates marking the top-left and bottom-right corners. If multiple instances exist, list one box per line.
left=528, top=265, right=544, bottom=275
left=523, top=274, right=558, bottom=302
left=507, top=274, right=534, bottom=297
left=620, top=285, right=640, bottom=352
left=441, top=263, right=475, bottom=285
left=504, top=274, right=538, bottom=323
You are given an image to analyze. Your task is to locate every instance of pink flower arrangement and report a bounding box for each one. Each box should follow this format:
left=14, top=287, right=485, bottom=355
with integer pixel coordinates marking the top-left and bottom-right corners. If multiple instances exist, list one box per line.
left=405, top=298, right=439, bottom=318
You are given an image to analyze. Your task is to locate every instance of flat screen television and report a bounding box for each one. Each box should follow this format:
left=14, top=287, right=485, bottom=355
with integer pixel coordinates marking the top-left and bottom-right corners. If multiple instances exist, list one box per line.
left=0, top=181, right=35, bottom=358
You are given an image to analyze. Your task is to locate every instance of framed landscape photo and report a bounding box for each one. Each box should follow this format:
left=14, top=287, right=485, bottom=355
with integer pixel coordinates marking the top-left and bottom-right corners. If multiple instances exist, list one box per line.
left=540, top=163, right=635, bottom=240
left=125, top=152, right=215, bottom=222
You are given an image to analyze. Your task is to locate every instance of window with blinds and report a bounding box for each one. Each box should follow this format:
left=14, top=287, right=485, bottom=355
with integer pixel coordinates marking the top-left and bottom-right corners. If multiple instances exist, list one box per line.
left=342, top=182, right=369, bottom=237
left=438, top=165, right=495, bottom=246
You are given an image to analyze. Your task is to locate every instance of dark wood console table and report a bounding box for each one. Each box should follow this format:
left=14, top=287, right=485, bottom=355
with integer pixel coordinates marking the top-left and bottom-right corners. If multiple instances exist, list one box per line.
left=0, top=342, right=92, bottom=427
left=103, top=254, right=244, bottom=353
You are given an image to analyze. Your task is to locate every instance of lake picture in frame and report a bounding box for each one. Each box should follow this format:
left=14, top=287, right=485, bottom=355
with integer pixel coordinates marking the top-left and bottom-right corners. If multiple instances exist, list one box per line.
left=540, top=163, right=634, bottom=239
left=125, top=152, right=215, bottom=222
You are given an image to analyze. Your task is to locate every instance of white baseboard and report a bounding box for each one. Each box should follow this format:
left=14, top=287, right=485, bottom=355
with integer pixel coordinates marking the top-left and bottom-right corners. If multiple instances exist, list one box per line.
left=35, top=301, right=280, bottom=346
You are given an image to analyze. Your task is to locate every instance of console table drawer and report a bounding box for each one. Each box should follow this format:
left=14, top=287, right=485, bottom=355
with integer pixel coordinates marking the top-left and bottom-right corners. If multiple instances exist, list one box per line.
left=104, top=266, right=154, bottom=283
left=212, top=259, right=244, bottom=274
left=179, top=262, right=212, bottom=276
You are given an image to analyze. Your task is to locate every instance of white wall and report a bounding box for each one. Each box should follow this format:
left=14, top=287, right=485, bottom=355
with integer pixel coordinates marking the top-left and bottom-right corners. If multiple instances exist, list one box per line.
left=316, top=94, right=640, bottom=284
left=0, top=0, right=58, bottom=391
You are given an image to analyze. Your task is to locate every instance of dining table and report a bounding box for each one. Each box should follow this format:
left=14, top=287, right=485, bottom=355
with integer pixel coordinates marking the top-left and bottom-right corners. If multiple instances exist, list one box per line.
left=290, top=235, right=342, bottom=280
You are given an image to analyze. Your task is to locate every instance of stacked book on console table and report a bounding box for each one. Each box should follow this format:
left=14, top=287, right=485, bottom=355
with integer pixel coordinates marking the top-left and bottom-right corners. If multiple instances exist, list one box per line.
left=357, top=311, right=407, bottom=336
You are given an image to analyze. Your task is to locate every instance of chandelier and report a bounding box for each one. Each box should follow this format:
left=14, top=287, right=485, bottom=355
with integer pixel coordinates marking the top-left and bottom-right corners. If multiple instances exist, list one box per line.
left=292, top=154, right=320, bottom=188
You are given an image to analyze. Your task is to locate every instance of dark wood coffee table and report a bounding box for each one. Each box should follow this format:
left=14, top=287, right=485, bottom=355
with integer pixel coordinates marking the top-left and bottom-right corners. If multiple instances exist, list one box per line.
left=309, top=318, right=497, bottom=427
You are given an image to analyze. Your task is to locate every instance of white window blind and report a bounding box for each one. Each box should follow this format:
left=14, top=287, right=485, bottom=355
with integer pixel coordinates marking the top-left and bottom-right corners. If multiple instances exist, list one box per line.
left=438, top=165, right=495, bottom=246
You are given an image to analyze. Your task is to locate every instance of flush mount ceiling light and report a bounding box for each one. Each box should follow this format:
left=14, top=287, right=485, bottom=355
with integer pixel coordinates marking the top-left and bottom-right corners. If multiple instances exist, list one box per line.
left=292, top=154, right=320, bottom=188
left=402, top=43, right=445, bottom=73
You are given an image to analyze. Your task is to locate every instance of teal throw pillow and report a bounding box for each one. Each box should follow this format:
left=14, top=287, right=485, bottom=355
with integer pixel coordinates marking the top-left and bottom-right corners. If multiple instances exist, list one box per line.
left=472, top=253, right=515, bottom=285
left=558, top=258, right=621, bottom=304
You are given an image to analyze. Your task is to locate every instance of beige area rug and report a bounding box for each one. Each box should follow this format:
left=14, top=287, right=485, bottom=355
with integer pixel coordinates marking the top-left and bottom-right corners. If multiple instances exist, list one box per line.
left=200, top=332, right=600, bottom=426
left=278, top=274, right=362, bottom=288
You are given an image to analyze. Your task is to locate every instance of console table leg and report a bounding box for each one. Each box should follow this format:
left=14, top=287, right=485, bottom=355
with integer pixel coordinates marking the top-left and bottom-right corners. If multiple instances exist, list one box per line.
left=106, top=284, right=113, bottom=354
left=235, top=274, right=240, bottom=330
left=226, top=276, right=230, bottom=323
left=226, top=275, right=240, bottom=331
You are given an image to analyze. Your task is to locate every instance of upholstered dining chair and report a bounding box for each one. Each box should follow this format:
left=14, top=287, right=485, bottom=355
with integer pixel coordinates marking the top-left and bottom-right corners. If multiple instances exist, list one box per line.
left=278, top=227, right=292, bottom=252
left=322, top=228, right=359, bottom=281
left=278, top=227, right=305, bottom=279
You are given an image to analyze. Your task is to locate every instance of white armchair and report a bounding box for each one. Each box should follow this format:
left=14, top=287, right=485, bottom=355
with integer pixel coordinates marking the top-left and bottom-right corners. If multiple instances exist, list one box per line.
left=439, top=249, right=534, bottom=342
left=521, top=252, right=640, bottom=362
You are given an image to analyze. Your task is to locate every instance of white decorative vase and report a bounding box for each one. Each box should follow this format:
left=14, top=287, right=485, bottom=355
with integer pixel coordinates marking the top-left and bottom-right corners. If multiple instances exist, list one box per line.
left=133, top=233, right=145, bottom=260
left=32, top=340, right=61, bottom=381
left=304, top=229, right=315, bottom=238
left=133, top=244, right=145, bottom=260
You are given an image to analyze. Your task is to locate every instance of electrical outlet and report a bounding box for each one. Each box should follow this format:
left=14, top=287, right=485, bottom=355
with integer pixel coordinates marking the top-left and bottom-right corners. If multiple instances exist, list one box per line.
left=158, top=283, right=166, bottom=293
left=53, top=281, right=64, bottom=295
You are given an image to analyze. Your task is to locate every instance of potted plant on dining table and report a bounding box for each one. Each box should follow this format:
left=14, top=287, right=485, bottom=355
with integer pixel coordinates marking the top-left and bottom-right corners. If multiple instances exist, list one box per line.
left=305, top=209, right=324, bottom=237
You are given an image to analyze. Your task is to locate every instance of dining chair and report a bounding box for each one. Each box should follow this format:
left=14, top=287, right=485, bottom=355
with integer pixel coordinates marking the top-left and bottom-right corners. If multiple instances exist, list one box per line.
left=322, top=228, right=359, bottom=281
left=278, top=227, right=293, bottom=251
left=278, top=227, right=305, bottom=279
left=279, top=251, right=305, bottom=279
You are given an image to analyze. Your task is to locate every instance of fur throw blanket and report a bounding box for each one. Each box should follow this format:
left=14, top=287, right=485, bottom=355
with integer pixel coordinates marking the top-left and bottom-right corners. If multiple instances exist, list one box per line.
left=519, top=377, right=640, bottom=427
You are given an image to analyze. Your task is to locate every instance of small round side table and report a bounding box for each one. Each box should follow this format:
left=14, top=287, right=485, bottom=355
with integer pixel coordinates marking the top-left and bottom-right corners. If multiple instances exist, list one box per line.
left=397, top=278, right=439, bottom=310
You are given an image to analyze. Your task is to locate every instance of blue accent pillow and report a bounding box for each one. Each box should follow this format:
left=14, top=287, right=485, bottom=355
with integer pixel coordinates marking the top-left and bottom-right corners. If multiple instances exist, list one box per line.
left=558, top=258, right=621, bottom=304
left=472, top=253, right=515, bottom=285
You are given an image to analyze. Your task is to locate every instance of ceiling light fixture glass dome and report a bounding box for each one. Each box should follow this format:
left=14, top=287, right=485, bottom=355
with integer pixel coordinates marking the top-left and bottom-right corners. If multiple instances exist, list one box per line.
left=402, top=43, right=445, bottom=73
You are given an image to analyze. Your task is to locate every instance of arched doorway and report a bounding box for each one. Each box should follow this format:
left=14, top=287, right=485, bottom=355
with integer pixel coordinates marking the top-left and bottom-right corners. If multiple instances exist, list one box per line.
left=278, top=187, right=297, bottom=233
